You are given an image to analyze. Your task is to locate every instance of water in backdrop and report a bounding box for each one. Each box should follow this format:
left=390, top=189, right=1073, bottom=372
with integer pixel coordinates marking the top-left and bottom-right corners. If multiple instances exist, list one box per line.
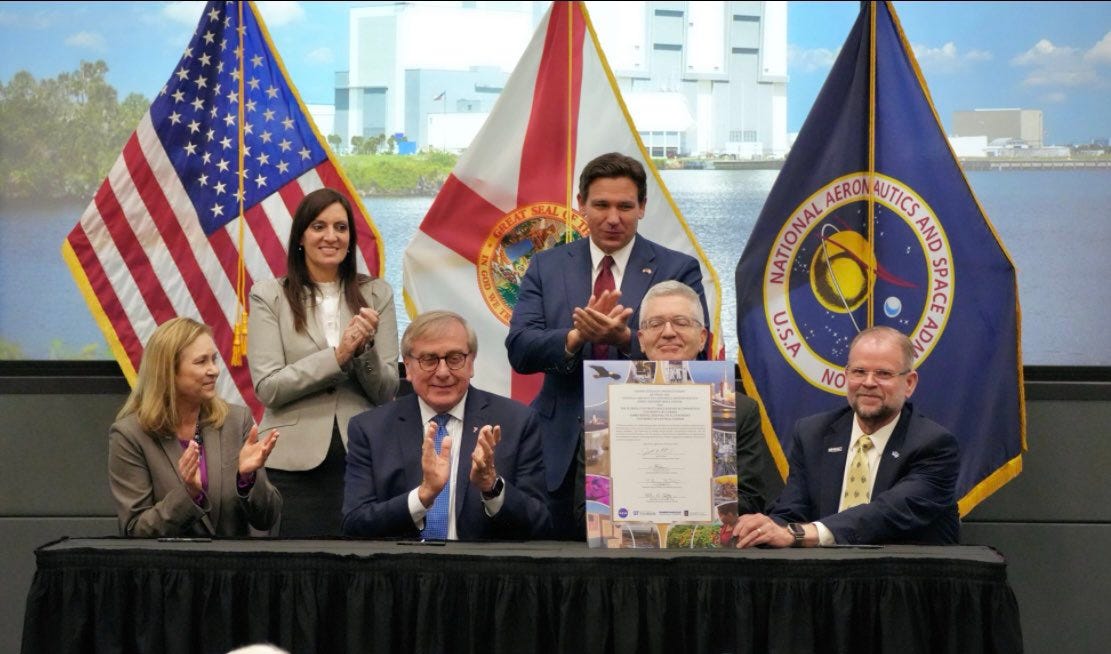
left=1, top=168, right=1107, bottom=365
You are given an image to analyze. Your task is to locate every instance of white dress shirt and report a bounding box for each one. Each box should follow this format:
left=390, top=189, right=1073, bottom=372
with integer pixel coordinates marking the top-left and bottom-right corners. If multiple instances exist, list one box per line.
left=588, top=236, right=635, bottom=292
left=815, top=414, right=897, bottom=545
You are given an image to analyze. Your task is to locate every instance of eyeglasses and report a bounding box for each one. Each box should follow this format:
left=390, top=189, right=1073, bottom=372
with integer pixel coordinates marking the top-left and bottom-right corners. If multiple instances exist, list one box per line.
left=845, top=367, right=911, bottom=382
left=640, top=316, right=702, bottom=332
left=410, top=352, right=470, bottom=372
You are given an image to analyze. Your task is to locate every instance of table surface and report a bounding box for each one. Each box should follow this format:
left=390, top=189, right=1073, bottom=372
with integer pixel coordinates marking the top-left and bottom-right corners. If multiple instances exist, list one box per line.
left=36, top=536, right=1007, bottom=562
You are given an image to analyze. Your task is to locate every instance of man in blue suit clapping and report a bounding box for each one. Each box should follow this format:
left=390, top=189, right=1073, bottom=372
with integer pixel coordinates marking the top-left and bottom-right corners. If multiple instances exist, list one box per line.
left=506, top=152, right=709, bottom=540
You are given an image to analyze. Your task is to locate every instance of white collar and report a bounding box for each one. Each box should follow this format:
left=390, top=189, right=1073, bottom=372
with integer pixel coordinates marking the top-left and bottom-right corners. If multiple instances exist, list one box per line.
left=589, top=236, right=636, bottom=275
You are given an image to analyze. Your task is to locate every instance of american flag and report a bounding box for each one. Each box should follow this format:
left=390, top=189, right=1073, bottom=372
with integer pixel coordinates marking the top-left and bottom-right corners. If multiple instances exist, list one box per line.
left=62, top=1, right=381, bottom=417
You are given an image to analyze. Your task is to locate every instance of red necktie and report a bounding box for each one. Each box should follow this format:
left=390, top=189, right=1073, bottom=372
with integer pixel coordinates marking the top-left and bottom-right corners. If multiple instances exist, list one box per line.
left=592, top=255, right=615, bottom=360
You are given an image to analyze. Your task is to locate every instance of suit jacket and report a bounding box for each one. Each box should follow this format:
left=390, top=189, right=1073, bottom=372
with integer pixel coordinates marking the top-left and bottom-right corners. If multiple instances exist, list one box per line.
left=248, top=275, right=400, bottom=471
left=767, top=403, right=960, bottom=545
left=108, top=405, right=282, bottom=538
left=735, top=394, right=774, bottom=516
left=341, top=387, right=552, bottom=540
left=505, top=236, right=707, bottom=490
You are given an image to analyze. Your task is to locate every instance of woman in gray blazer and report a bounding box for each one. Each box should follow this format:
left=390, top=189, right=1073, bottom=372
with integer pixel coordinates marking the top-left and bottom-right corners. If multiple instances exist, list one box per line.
left=248, top=187, right=400, bottom=536
left=108, top=317, right=281, bottom=537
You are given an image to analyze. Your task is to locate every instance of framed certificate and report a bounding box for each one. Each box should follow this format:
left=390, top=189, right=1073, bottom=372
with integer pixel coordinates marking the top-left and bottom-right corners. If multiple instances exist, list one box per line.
left=583, top=360, right=739, bottom=549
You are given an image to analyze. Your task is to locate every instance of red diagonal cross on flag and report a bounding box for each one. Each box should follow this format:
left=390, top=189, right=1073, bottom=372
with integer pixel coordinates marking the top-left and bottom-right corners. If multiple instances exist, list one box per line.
left=404, top=1, right=721, bottom=404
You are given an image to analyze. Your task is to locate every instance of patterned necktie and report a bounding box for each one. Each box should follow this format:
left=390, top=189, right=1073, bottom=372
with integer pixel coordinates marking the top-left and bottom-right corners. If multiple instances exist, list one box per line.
left=591, top=255, right=615, bottom=360
left=421, top=414, right=452, bottom=540
left=840, top=434, right=875, bottom=511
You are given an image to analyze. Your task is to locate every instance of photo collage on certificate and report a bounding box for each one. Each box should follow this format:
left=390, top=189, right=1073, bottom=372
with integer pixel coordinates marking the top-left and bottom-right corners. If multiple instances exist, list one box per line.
left=583, top=360, right=739, bottom=549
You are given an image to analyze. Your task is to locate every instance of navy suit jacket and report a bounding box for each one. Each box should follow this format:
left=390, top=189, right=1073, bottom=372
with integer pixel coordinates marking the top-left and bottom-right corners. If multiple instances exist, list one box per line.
left=506, top=236, right=707, bottom=490
left=341, top=387, right=551, bottom=540
left=767, top=403, right=960, bottom=545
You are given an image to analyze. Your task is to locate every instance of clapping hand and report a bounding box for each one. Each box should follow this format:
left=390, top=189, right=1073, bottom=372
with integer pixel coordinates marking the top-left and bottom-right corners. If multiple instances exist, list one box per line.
left=572, top=289, right=633, bottom=347
left=238, top=425, right=279, bottom=476
left=178, top=441, right=204, bottom=498
left=336, top=307, right=380, bottom=365
left=469, top=425, right=501, bottom=493
left=417, top=420, right=453, bottom=508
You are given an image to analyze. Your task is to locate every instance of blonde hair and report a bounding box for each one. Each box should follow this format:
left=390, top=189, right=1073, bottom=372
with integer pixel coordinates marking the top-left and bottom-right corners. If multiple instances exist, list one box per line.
left=117, top=317, right=228, bottom=435
left=849, top=326, right=915, bottom=371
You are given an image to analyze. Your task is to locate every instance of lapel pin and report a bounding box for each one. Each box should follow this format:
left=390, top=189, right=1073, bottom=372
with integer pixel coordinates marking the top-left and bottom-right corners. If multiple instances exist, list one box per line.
left=891, top=451, right=900, bottom=458
left=473, top=426, right=479, bottom=433
left=641, top=267, right=652, bottom=274
left=828, top=446, right=843, bottom=453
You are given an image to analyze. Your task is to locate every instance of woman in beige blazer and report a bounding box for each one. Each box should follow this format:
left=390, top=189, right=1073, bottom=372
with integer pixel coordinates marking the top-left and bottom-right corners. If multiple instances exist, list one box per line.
left=248, top=187, right=400, bottom=536
left=108, top=317, right=281, bottom=537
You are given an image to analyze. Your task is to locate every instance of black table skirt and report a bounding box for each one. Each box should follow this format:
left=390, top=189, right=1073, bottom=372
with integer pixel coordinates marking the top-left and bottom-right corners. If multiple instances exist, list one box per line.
left=22, top=538, right=1022, bottom=654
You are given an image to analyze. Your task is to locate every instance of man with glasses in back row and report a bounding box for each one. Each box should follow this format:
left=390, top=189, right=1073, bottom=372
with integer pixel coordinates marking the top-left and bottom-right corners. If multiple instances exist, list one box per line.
left=342, top=310, right=551, bottom=540
left=732, top=325, right=960, bottom=548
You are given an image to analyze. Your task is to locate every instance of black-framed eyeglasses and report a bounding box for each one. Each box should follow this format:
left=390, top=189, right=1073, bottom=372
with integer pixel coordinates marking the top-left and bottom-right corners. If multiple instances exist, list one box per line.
left=411, top=352, right=470, bottom=371
left=640, top=316, right=702, bottom=332
left=845, top=367, right=911, bottom=382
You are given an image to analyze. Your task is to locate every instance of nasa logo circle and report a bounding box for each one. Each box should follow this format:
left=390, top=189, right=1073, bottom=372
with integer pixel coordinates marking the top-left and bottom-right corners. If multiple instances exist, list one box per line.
left=761, top=173, right=954, bottom=395
left=476, top=203, right=587, bottom=325
left=617, top=507, right=629, bottom=519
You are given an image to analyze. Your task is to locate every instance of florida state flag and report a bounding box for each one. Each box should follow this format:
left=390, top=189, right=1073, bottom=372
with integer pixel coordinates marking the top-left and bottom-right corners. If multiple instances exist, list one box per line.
left=403, top=1, right=721, bottom=403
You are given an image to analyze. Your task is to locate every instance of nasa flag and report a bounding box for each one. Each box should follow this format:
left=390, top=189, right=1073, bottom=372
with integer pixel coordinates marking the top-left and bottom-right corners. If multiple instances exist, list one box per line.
left=735, top=0, right=1024, bottom=516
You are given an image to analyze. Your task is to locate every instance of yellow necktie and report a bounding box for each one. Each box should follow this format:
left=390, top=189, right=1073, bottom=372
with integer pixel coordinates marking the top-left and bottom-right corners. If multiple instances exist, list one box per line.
left=841, top=435, right=875, bottom=510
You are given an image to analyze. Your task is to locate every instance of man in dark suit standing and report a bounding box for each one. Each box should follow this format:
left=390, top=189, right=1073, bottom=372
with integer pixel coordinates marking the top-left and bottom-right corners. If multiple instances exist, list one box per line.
left=733, top=326, right=960, bottom=547
left=506, top=152, right=709, bottom=540
left=343, top=310, right=551, bottom=540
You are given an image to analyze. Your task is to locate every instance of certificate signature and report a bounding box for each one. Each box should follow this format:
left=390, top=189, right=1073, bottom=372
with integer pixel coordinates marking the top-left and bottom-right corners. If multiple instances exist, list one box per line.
left=608, top=384, right=713, bottom=522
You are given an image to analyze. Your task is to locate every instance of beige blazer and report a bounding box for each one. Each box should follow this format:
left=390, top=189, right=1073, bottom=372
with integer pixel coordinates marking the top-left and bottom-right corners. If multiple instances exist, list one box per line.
left=248, top=276, right=400, bottom=471
left=107, top=405, right=282, bottom=538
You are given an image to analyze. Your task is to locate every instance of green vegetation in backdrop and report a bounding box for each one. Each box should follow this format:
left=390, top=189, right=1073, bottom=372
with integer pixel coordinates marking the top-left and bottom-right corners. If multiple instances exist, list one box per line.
left=0, top=61, right=458, bottom=202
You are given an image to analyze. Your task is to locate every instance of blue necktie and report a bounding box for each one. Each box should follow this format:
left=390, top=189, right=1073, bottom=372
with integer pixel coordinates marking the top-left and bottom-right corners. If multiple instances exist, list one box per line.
left=421, top=414, right=452, bottom=540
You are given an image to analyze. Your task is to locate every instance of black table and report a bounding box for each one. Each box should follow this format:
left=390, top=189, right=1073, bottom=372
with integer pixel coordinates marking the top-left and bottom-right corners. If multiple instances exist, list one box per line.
left=22, top=538, right=1022, bottom=654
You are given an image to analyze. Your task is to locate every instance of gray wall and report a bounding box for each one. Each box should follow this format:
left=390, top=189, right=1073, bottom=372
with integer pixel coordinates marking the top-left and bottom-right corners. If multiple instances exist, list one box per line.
left=2, top=374, right=1108, bottom=654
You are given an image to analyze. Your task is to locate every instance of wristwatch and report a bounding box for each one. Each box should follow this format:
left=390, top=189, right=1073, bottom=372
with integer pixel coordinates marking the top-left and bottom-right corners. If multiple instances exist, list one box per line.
left=481, top=476, right=505, bottom=500
left=787, top=522, right=806, bottom=547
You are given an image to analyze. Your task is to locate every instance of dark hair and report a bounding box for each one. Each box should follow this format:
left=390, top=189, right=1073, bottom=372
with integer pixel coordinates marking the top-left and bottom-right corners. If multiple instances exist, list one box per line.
left=577, top=152, right=647, bottom=205
left=283, top=187, right=368, bottom=333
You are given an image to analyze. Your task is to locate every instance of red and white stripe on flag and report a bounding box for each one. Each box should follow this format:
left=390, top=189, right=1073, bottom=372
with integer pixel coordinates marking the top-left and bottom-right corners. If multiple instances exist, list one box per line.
left=61, top=1, right=382, bottom=419
left=403, top=1, right=722, bottom=404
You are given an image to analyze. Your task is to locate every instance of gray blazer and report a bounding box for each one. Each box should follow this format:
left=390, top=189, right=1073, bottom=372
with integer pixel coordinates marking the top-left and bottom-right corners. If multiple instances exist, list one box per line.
left=248, top=276, right=400, bottom=470
left=108, top=405, right=282, bottom=537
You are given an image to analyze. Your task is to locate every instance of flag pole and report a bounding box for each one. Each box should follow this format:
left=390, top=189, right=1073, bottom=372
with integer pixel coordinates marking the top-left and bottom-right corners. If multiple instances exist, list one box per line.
left=565, top=1, right=576, bottom=242
left=232, top=0, right=249, bottom=365
left=866, top=0, right=878, bottom=330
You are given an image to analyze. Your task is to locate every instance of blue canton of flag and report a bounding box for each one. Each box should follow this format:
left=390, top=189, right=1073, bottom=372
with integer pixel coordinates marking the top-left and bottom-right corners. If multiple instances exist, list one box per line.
left=63, top=1, right=382, bottom=418
left=735, top=1, right=1024, bottom=516
left=151, top=2, right=327, bottom=235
